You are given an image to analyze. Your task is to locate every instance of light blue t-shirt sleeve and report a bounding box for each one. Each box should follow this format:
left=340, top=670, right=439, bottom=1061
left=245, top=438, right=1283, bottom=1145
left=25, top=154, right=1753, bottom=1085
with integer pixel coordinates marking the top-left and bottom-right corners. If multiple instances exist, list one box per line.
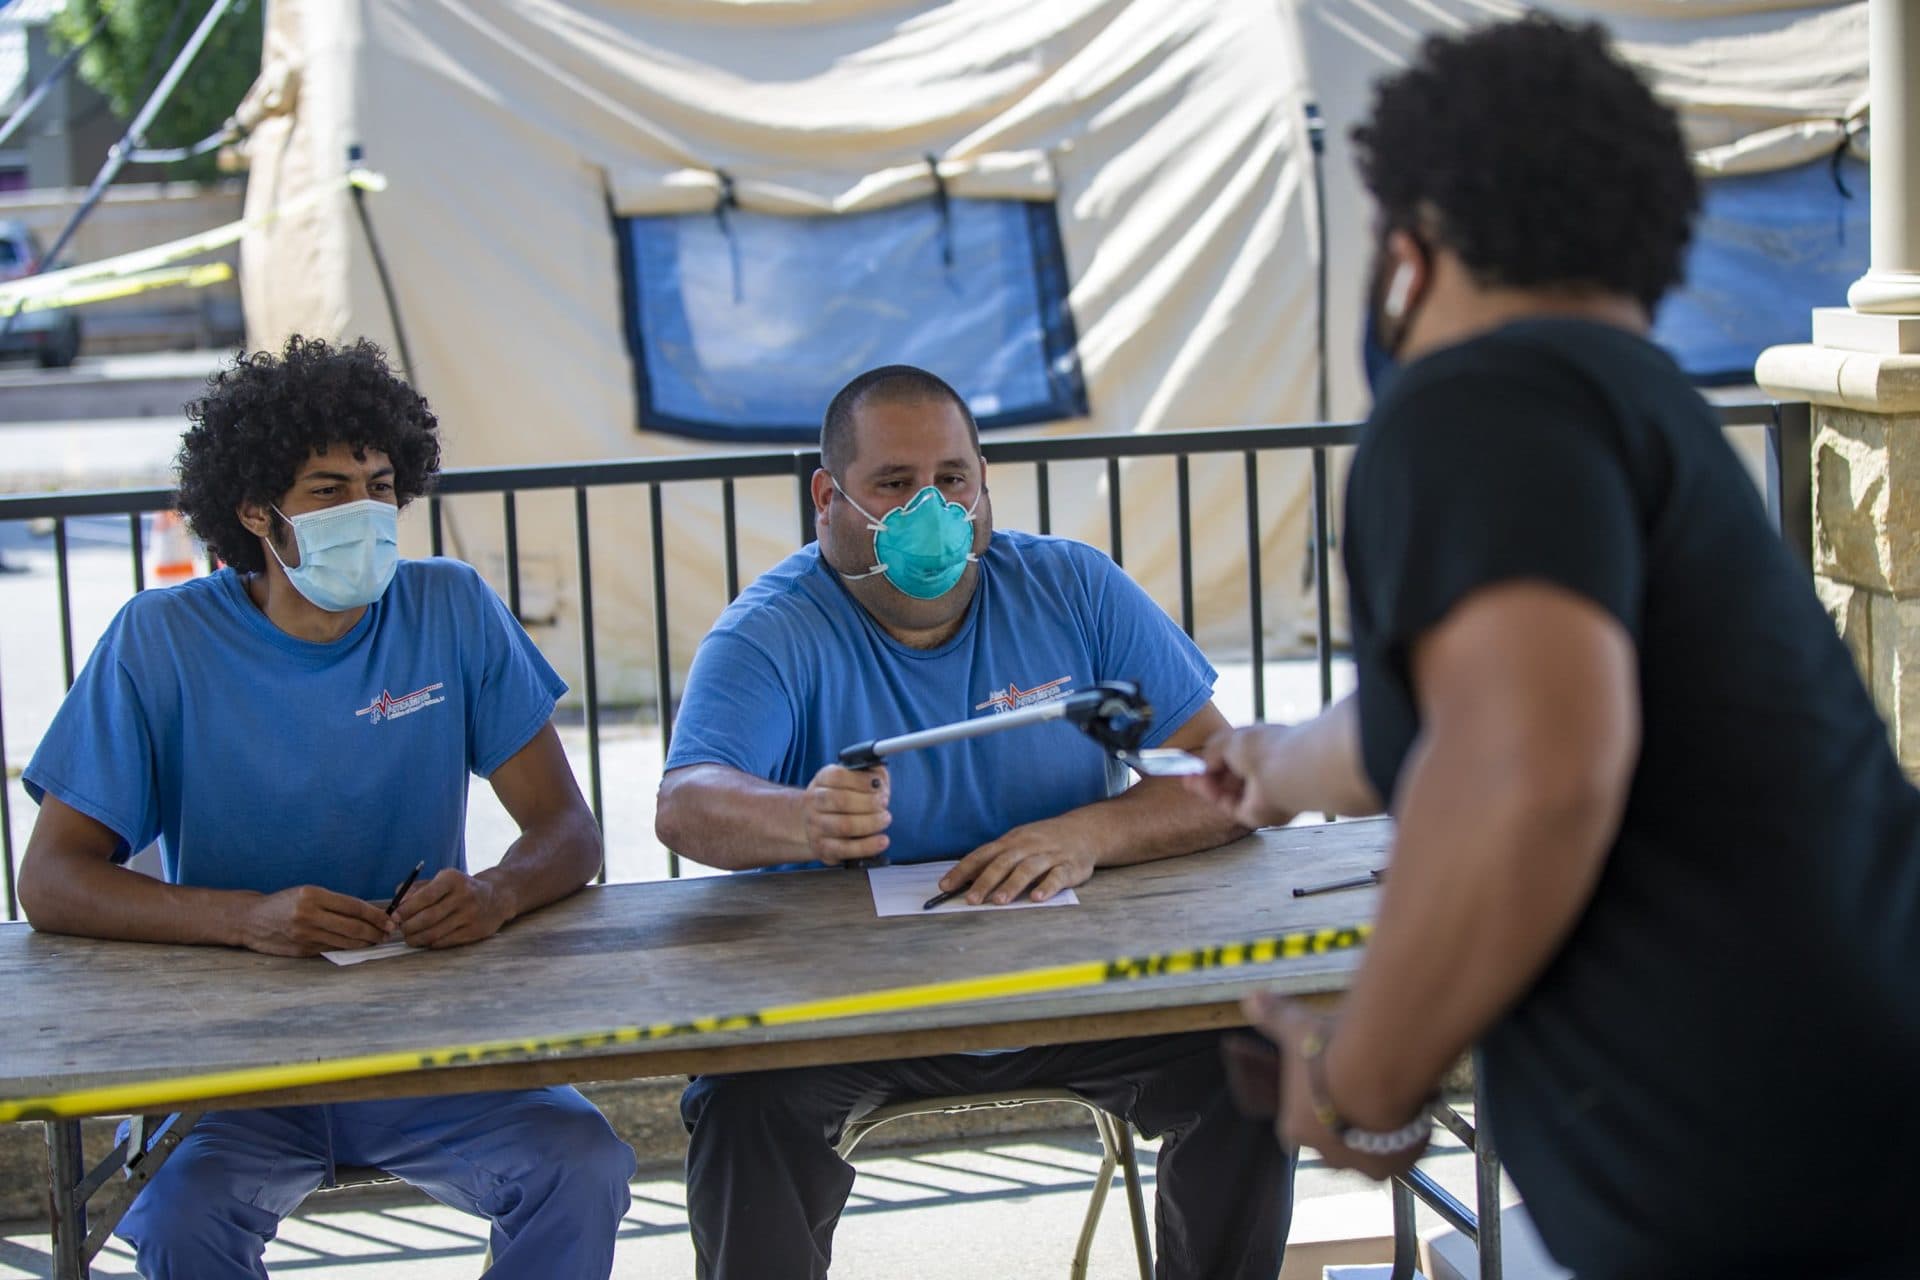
left=1081, top=550, right=1218, bottom=747
left=666, top=631, right=798, bottom=781
left=23, top=612, right=160, bottom=860
left=465, top=571, right=568, bottom=777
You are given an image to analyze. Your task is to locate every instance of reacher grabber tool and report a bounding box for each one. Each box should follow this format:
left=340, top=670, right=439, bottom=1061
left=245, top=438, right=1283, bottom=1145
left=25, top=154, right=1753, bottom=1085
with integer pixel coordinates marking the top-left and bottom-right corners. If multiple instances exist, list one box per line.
left=834, top=680, right=1162, bottom=868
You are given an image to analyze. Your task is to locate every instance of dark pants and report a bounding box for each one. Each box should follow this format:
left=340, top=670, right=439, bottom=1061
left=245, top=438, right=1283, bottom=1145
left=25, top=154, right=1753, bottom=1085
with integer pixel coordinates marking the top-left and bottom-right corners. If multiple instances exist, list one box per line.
left=680, top=1030, right=1294, bottom=1280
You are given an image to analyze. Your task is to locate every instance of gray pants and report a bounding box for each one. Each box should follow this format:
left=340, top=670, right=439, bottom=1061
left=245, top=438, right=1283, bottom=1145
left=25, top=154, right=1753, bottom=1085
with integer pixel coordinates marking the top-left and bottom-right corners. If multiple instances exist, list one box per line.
left=680, top=1030, right=1295, bottom=1280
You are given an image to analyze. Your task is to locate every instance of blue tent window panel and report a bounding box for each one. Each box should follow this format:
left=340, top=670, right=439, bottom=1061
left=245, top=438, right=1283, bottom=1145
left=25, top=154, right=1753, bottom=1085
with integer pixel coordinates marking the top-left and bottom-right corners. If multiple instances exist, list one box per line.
left=1653, top=156, right=1869, bottom=385
left=619, top=197, right=1089, bottom=441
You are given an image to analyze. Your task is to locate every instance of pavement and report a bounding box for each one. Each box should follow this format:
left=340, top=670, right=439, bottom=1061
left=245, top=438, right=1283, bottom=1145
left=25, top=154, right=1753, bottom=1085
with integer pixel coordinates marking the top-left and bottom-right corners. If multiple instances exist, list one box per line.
left=0, top=350, right=227, bottom=429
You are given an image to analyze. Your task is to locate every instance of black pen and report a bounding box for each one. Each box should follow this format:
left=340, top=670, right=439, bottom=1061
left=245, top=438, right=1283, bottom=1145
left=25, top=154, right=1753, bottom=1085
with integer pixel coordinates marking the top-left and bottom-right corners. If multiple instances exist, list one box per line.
left=1291, top=867, right=1385, bottom=898
left=384, top=860, right=425, bottom=915
left=922, top=885, right=965, bottom=911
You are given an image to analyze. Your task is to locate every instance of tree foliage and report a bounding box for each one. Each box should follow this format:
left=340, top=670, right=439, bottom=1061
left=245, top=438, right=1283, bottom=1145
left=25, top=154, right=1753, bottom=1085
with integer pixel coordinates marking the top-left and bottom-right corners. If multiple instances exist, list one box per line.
left=51, top=0, right=263, bottom=178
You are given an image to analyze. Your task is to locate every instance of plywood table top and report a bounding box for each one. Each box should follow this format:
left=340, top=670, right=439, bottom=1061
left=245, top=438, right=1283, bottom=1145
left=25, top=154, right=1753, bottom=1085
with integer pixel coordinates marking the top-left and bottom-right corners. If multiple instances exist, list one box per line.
left=0, top=819, right=1391, bottom=1118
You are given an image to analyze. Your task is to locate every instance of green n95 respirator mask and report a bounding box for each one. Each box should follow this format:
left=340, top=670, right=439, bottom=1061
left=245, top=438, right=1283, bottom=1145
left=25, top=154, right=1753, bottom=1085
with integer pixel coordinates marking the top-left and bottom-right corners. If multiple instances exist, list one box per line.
left=832, top=479, right=981, bottom=600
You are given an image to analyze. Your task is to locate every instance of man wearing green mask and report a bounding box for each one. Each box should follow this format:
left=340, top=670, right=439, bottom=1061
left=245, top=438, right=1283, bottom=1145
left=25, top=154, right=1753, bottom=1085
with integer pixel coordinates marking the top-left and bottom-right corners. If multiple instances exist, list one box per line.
left=656, top=365, right=1294, bottom=1280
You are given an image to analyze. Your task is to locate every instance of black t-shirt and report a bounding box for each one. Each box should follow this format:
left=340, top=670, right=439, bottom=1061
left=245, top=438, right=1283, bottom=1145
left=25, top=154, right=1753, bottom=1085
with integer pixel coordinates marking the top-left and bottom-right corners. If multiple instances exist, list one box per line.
left=1346, top=318, right=1920, bottom=1279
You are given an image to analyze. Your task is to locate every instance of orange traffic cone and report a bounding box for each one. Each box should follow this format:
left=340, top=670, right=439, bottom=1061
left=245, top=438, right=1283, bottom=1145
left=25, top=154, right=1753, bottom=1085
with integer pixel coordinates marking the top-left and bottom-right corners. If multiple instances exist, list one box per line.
left=151, top=510, right=199, bottom=585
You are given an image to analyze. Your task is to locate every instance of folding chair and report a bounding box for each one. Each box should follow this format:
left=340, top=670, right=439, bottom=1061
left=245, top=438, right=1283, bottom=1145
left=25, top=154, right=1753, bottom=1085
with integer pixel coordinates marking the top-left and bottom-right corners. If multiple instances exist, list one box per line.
left=834, top=1088, right=1154, bottom=1280
left=324, top=1166, right=493, bottom=1275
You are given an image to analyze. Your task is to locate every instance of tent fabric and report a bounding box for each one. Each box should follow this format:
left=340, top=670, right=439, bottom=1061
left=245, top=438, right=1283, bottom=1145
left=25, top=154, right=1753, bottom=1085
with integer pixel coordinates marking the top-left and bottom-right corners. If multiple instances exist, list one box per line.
left=238, top=0, right=1866, bottom=705
left=608, top=149, right=1058, bottom=215
left=1654, top=155, right=1869, bottom=382
left=242, top=0, right=1326, bottom=703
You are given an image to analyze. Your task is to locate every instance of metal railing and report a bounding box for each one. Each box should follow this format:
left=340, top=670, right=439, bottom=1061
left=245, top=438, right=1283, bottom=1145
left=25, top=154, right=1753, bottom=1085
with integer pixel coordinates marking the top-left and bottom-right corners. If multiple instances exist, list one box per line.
left=0, top=400, right=1812, bottom=917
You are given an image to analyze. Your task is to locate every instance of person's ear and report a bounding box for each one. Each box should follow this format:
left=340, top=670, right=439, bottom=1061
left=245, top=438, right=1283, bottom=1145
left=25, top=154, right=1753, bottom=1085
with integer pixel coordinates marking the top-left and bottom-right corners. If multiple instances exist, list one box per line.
left=810, top=468, right=837, bottom=524
left=236, top=500, right=273, bottom=542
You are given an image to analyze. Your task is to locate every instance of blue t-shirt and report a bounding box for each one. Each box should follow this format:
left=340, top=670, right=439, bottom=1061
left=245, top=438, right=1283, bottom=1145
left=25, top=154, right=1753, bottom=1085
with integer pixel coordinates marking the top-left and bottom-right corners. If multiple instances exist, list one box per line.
left=665, top=530, right=1217, bottom=864
left=25, top=559, right=565, bottom=899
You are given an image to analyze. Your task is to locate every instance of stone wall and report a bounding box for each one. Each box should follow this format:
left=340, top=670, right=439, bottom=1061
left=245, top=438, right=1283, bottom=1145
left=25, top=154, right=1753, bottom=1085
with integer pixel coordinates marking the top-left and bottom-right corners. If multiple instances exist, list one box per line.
left=1760, top=337, right=1920, bottom=773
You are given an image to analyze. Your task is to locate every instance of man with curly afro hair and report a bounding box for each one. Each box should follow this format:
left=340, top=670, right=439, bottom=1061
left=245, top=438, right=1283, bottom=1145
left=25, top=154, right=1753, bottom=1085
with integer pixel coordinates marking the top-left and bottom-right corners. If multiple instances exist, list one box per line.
left=19, top=336, right=634, bottom=1277
left=1192, top=15, right=1914, bottom=1278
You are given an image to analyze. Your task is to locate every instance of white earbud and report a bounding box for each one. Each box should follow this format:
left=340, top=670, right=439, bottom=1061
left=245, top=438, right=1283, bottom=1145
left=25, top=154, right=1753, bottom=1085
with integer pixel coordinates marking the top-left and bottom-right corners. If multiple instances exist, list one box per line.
left=1383, top=260, right=1418, bottom=322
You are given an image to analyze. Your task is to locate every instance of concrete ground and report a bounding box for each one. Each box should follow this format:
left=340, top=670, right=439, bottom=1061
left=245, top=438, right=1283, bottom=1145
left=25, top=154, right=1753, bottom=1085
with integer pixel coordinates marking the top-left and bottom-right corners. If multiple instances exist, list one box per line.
left=0, top=1124, right=1509, bottom=1279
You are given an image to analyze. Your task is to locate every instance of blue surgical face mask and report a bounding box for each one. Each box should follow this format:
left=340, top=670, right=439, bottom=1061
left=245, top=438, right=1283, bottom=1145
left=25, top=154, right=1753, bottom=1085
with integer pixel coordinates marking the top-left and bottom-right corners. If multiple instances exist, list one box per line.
left=1361, top=307, right=1400, bottom=403
left=266, top=499, right=400, bottom=612
left=832, top=478, right=981, bottom=600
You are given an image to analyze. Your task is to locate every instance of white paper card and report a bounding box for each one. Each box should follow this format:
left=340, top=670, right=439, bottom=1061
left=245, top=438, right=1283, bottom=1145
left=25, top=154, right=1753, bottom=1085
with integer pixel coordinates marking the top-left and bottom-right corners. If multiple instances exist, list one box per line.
left=321, top=940, right=423, bottom=966
left=867, top=859, right=1080, bottom=917
left=1121, top=748, right=1207, bottom=776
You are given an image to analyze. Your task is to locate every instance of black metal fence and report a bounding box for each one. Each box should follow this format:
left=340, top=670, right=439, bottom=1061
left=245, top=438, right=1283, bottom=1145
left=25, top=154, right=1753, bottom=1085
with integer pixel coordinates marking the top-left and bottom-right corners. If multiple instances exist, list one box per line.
left=0, top=400, right=1813, bottom=915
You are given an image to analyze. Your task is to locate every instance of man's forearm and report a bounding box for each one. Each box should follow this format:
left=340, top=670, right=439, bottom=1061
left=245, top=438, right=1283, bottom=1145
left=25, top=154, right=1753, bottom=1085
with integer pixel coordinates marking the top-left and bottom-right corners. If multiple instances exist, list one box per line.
left=22, top=852, right=252, bottom=946
left=1269, top=697, right=1384, bottom=819
left=1050, top=778, right=1247, bottom=868
left=1320, top=732, right=1619, bottom=1128
left=479, top=805, right=605, bottom=919
left=656, top=765, right=813, bottom=869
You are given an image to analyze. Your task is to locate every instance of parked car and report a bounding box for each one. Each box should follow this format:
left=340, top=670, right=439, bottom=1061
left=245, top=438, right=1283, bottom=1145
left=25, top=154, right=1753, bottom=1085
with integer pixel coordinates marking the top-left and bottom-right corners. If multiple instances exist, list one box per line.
left=0, top=220, right=81, bottom=367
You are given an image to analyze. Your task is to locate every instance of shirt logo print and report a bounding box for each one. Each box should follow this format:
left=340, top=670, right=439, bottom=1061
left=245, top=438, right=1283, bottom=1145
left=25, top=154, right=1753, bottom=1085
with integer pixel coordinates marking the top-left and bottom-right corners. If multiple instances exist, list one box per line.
left=974, top=675, right=1072, bottom=715
left=356, top=682, right=446, bottom=725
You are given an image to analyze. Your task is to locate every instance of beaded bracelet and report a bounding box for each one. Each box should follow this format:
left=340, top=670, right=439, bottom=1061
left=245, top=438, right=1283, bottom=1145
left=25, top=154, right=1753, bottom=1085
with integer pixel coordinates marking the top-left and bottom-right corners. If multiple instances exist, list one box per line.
left=1298, top=1023, right=1434, bottom=1156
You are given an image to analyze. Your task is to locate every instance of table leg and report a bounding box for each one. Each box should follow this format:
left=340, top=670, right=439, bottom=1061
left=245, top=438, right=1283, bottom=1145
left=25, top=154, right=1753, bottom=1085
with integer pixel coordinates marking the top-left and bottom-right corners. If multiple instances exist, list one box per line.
left=1388, top=1176, right=1419, bottom=1280
left=45, top=1120, right=87, bottom=1280
left=1473, top=1069, right=1502, bottom=1280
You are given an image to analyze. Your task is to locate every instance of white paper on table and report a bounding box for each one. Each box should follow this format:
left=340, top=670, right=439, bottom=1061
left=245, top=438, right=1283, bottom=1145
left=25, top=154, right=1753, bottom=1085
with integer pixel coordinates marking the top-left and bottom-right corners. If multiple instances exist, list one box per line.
left=867, top=859, right=1079, bottom=918
left=321, top=940, right=424, bottom=966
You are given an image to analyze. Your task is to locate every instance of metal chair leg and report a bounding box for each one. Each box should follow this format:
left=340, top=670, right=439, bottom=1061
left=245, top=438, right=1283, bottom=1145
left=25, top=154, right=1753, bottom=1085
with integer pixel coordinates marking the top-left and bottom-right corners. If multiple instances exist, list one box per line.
left=1070, top=1125, right=1118, bottom=1280
left=1108, top=1112, right=1154, bottom=1280
left=832, top=1093, right=1155, bottom=1279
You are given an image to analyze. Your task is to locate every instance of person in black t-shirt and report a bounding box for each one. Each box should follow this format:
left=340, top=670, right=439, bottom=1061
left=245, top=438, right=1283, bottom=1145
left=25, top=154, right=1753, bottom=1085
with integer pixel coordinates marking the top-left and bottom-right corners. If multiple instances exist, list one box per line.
left=1189, top=16, right=1918, bottom=1279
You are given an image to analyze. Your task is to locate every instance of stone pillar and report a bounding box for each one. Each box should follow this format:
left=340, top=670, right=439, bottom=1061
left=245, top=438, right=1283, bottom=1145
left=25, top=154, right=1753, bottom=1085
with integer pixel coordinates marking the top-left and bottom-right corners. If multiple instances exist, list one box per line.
left=1756, top=351, right=1920, bottom=770
left=1757, top=0, right=1920, bottom=774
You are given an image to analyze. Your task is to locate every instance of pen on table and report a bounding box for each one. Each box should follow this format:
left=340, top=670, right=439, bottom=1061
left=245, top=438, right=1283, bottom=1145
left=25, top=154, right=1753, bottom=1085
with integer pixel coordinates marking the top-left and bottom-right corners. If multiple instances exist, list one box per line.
left=385, top=860, right=425, bottom=915
left=1291, top=867, right=1386, bottom=898
left=922, top=885, right=966, bottom=911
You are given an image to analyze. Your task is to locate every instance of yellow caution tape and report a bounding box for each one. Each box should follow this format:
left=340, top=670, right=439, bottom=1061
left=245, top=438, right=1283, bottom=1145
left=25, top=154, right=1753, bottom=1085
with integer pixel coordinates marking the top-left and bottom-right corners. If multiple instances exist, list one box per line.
left=12, top=261, right=234, bottom=313
left=0, top=922, right=1368, bottom=1122
left=0, top=168, right=384, bottom=316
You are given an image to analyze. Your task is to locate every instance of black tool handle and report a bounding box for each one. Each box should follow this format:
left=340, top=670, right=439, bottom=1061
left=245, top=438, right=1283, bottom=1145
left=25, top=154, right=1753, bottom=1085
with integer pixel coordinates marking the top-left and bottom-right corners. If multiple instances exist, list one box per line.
left=833, top=744, right=888, bottom=868
left=838, top=740, right=883, bottom=769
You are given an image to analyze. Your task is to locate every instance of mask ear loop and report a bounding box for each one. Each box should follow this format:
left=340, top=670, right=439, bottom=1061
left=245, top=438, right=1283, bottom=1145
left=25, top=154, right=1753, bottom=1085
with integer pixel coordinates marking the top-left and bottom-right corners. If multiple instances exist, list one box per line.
left=829, top=476, right=892, bottom=579
left=263, top=504, right=301, bottom=575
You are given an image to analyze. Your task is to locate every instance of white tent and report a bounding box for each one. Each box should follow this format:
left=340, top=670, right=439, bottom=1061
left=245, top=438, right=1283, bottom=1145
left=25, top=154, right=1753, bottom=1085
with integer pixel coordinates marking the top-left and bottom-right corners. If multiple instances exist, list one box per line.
left=236, top=0, right=1865, bottom=704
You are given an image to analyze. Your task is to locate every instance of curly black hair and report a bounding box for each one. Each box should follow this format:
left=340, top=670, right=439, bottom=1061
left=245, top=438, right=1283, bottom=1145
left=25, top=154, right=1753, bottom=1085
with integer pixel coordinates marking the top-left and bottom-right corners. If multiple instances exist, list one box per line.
left=1352, top=14, right=1699, bottom=312
left=175, top=336, right=440, bottom=574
